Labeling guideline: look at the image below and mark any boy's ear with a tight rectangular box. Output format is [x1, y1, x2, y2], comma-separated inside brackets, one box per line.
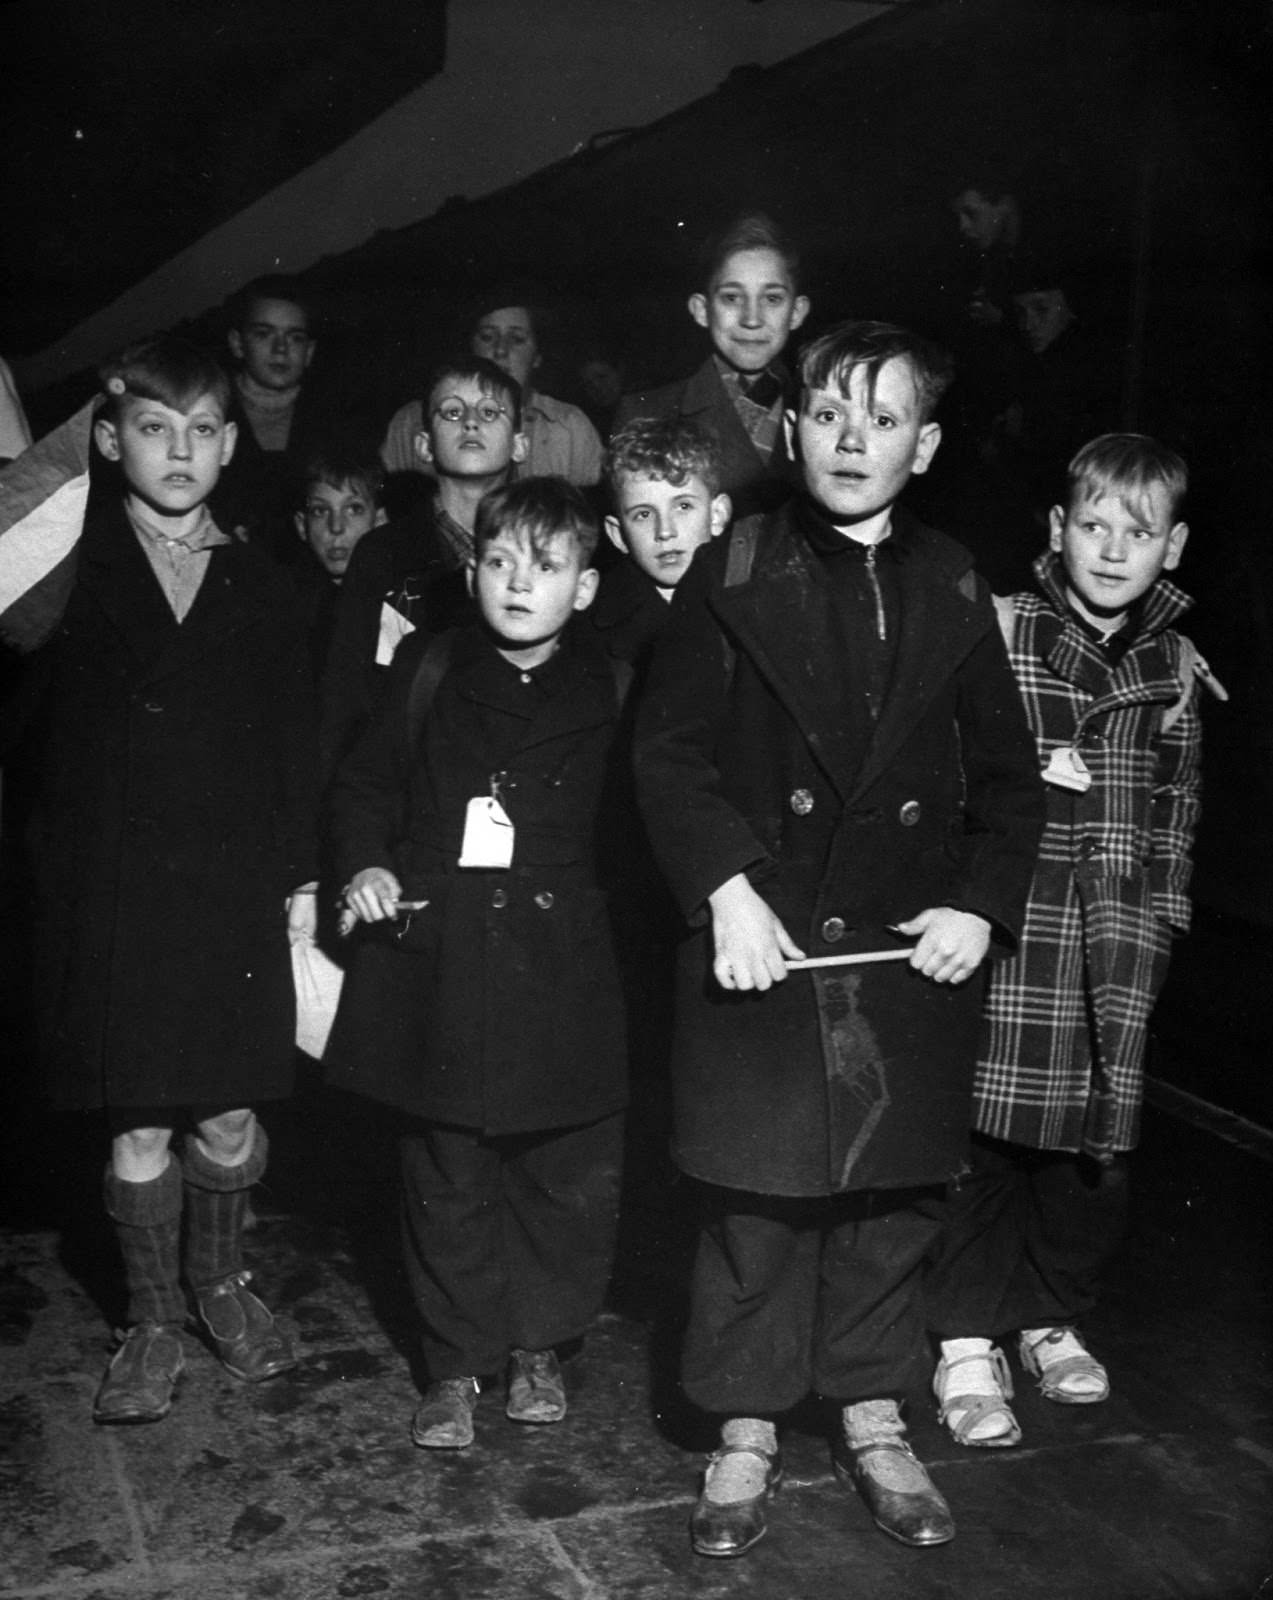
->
[227, 328, 244, 363]
[1048, 506, 1066, 550]
[790, 295, 811, 332]
[572, 566, 600, 612]
[510, 431, 530, 466]
[709, 493, 732, 537]
[910, 421, 941, 477]
[94, 417, 121, 462]
[219, 419, 237, 466]
[374, 506, 389, 527]
[1163, 521, 1189, 571]
[688, 292, 710, 330]
[604, 514, 627, 555]
[464, 561, 476, 596]
[294, 510, 307, 541]
[415, 430, 434, 469]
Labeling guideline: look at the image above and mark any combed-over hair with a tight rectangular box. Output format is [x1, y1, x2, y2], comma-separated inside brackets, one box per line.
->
[606, 416, 724, 496]
[1066, 433, 1189, 523]
[474, 477, 599, 565]
[798, 320, 954, 422]
[700, 212, 801, 292]
[300, 448, 385, 508]
[228, 274, 315, 333]
[98, 334, 231, 423]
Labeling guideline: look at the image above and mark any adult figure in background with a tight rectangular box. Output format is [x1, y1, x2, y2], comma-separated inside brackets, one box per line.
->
[380, 292, 603, 490]
[942, 174, 1026, 477]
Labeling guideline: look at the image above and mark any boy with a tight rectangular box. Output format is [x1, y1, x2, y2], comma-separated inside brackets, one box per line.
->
[320, 356, 526, 780]
[214, 275, 329, 560]
[295, 450, 385, 584]
[6, 335, 318, 1423]
[926, 434, 1213, 1449]
[380, 292, 603, 488]
[587, 415, 730, 669]
[324, 477, 627, 1450]
[613, 213, 809, 520]
[292, 449, 386, 679]
[634, 320, 1043, 1556]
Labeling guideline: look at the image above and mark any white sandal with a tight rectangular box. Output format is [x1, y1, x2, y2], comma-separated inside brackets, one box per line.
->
[1019, 1327, 1110, 1404]
[933, 1346, 1021, 1447]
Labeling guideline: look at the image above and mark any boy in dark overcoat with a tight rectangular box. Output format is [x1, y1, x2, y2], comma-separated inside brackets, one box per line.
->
[7, 336, 318, 1424]
[926, 434, 1214, 1449]
[325, 477, 627, 1450]
[634, 321, 1044, 1556]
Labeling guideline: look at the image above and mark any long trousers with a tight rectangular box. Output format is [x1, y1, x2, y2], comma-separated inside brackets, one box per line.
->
[399, 1113, 623, 1379]
[925, 1131, 1129, 1338]
[682, 1183, 945, 1416]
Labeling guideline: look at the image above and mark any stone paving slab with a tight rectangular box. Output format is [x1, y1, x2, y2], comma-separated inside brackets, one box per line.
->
[2, 1102, 1272, 1599]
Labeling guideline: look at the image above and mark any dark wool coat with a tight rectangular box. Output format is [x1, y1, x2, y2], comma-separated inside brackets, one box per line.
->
[974, 554, 1203, 1160]
[324, 625, 628, 1133]
[613, 358, 796, 520]
[17, 498, 318, 1112]
[634, 504, 1045, 1198]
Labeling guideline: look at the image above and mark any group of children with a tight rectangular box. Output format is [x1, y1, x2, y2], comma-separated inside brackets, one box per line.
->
[2, 210, 1213, 1561]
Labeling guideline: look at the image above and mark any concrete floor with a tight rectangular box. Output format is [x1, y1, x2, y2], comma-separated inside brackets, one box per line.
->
[2, 1067, 1271, 1600]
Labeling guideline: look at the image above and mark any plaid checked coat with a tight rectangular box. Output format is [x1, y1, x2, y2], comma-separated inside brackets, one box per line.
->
[974, 552, 1202, 1160]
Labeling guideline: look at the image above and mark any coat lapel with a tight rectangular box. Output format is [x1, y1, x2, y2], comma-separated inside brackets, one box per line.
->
[712, 511, 859, 800]
[77, 503, 272, 687]
[680, 360, 789, 484]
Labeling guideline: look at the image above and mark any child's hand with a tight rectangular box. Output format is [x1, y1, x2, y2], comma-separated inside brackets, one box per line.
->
[343, 867, 404, 926]
[894, 908, 991, 984]
[708, 873, 805, 992]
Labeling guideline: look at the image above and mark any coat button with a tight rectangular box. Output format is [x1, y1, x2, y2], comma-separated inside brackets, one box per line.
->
[789, 787, 815, 817]
[491, 888, 508, 908]
[534, 891, 554, 910]
[1080, 839, 1102, 858]
[143, 701, 163, 713]
[899, 800, 921, 826]
[821, 916, 846, 943]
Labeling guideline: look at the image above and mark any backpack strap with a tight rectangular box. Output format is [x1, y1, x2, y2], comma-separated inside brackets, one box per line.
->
[405, 629, 456, 749]
[724, 517, 760, 589]
[992, 593, 1016, 653]
[609, 655, 634, 710]
[1163, 633, 1229, 732]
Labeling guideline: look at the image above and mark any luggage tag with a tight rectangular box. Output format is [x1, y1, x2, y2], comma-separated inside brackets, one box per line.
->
[458, 773, 515, 868]
[376, 602, 415, 665]
[1042, 744, 1092, 793]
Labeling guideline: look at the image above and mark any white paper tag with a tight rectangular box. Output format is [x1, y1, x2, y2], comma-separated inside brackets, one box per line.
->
[458, 795, 515, 868]
[1043, 744, 1092, 793]
[375, 602, 416, 666]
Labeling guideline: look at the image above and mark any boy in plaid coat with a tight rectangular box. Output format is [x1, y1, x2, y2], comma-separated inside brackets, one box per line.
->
[926, 434, 1220, 1448]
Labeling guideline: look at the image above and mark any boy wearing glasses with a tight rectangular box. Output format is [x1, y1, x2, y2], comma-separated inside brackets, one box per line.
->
[321, 356, 527, 778]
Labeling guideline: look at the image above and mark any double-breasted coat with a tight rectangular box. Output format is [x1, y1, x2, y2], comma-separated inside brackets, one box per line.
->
[15, 497, 318, 1112]
[634, 502, 1045, 1198]
[974, 553, 1203, 1160]
[324, 625, 628, 1133]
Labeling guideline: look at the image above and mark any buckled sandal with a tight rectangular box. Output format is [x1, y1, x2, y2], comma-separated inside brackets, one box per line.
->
[934, 1345, 1021, 1448]
[689, 1442, 783, 1558]
[1019, 1326, 1110, 1404]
